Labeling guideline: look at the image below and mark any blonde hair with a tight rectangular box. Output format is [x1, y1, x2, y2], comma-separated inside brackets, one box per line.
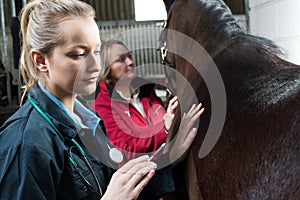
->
[19, 0, 95, 93]
[99, 39, 130, 85]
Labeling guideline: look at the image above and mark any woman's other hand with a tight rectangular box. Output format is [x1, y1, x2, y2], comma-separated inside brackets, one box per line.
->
[102, 155, 156, 200]
[163, 96, 179, 132]
[168, 103, 204, 165]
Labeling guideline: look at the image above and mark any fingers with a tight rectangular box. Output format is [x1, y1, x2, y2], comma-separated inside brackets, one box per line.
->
[167, 96, 178, 113]
[180, 103, 204, 130]
[117, 155, 150, 173]
[126, 160, 157, 186]
[185, 103, 203, 119]
[169, 96, 178, 105]
[104, 156, 157, 200]
[164, 96, 179, 131]
[168, 103, 204, 165]
[115, 155, 157, 187]
[132, 169, 155, 195]
[181, 104, 204, 127]
[171, 100, 179, 111]
[177, 103, 204, 146]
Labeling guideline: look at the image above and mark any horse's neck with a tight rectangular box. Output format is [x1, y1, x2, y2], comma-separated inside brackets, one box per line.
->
[174, 0, 239, 58]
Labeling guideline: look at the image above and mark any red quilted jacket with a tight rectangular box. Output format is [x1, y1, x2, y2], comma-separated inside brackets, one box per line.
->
[91, 80, 167, 161]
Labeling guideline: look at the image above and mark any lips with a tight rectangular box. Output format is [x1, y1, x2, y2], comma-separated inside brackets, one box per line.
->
[83, 76, 98, 83]
[126, 68, 135, 73]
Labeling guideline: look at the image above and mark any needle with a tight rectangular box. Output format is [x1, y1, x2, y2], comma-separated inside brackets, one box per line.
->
[148, 143, 166, 161]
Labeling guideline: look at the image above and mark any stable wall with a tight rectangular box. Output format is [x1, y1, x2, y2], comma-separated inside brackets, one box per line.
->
[248, 0, 300, 64]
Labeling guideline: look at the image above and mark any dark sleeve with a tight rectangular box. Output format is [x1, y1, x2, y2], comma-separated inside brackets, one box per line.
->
[0, 143, 62, 200]
[137, 153, 175, 200]
[138, 165, 175, 200]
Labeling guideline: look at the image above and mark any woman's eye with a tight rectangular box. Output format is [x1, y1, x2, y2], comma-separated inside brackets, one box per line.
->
[113, 55, 130, 63]
[119, 55, 128, 62]
[120, 57, 126, 62]
[114, 57, 123, 63]
[69, 53, 85, 60]
[94, 50, 101, 55]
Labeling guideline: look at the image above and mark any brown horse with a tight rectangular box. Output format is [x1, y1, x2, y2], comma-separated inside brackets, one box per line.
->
[160, 0, 300, 199]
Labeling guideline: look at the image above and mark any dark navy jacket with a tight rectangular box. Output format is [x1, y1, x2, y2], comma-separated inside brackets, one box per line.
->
[0, 83, 174, 199]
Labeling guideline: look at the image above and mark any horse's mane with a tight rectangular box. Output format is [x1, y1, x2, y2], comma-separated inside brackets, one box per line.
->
[189, 0, 300, 114]
[196, 0, 241, 38]
[181, 0, 285, 60]
[164, 0, 300, 123]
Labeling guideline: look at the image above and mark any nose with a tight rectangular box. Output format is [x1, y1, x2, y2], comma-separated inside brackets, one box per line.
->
[86, 52, 101, 72]
[125, 56, 134, 68]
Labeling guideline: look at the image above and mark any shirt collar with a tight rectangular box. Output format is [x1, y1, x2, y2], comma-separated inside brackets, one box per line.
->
[38, 81, 100, 135]
[115, 87, 140, 102]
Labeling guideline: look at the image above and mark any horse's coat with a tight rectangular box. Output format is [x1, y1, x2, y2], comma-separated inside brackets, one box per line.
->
[161, 0, 300, 199]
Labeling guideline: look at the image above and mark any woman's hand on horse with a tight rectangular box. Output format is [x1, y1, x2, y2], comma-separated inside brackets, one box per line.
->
[164, 96, 179, 132]
[102, 155, 156, 200]
[169, 103, 204, 166]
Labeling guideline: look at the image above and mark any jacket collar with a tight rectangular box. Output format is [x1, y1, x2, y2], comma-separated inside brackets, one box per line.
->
[29, 83, 82, 139]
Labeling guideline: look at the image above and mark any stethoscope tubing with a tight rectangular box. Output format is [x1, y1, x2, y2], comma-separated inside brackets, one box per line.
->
[28, 94, 103, 196]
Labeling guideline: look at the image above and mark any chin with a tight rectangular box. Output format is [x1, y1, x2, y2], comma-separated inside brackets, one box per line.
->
[75, 86, 96, 96]
[126, 73, 136, 80]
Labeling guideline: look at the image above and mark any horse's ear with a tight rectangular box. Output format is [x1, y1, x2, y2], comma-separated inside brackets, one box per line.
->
[163, 0, 175, 12]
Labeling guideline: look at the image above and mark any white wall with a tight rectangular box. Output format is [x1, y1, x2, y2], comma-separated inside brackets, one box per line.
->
[249, 0, 300, 64]
[134, 0, 167, 21]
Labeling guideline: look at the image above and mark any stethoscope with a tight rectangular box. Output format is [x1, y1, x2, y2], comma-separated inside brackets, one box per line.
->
[28, 94, 123, 197]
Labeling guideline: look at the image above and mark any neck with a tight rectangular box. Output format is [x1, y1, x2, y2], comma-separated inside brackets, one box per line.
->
[42, 82, 77, 115]
[57, 94, 83, 123]
[115, 83, 132, 99]
[113, 78, 133, 99]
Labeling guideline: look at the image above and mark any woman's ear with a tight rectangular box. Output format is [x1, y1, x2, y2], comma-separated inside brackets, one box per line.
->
[31, 50, 48, 72]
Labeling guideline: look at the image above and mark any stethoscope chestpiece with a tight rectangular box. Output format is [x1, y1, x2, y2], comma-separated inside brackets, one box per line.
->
[109, 147, 123, 164]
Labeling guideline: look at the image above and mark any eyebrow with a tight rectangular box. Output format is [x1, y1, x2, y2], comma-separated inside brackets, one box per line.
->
[117, 51, 132, 57]
[66, 43, 101, 50]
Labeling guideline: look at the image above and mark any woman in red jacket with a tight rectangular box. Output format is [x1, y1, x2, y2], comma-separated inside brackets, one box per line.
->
[91, 39, 179, 161]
